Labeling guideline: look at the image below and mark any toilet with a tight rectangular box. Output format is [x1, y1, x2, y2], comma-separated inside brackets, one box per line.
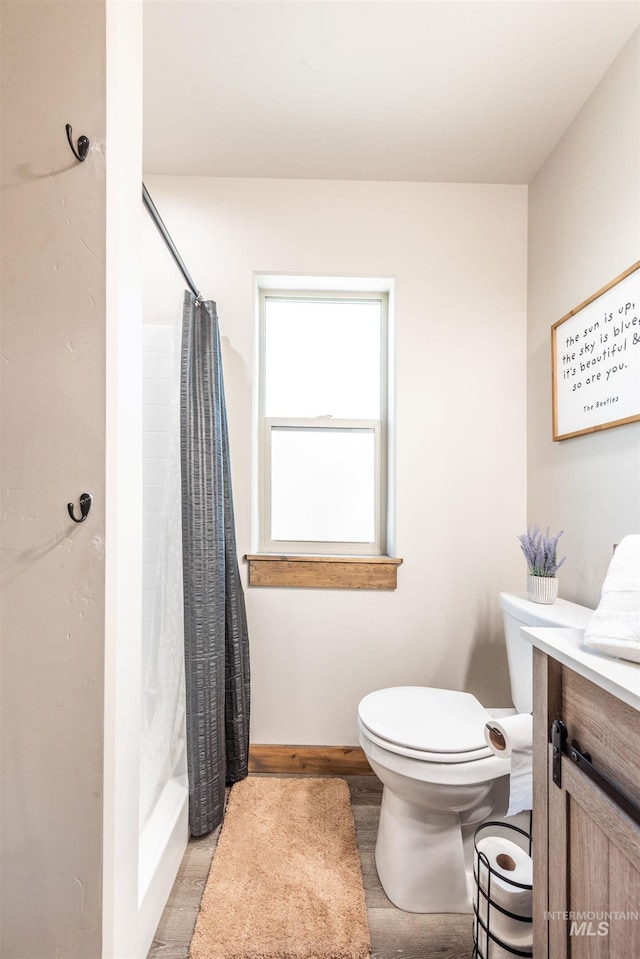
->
[357, 591, 593, 913]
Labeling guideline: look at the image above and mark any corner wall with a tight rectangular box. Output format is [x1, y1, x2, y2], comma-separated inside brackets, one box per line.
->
[0, 3, 107, 956]
[528, 29, 640, 608]
[143, 176, 528, 742]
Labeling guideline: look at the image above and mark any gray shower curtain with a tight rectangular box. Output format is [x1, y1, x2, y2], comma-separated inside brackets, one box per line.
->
[180, 292, 250, 836]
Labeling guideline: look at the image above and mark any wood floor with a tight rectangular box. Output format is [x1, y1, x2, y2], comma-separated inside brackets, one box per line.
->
[147, 774, 474, 959]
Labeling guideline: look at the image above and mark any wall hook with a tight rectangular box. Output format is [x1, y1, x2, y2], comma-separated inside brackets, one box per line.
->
[68, 492, 92, 524]
[66, 123, 90, 162]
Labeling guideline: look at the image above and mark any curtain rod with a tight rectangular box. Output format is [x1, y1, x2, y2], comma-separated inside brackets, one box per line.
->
[142, 182, 202, 300]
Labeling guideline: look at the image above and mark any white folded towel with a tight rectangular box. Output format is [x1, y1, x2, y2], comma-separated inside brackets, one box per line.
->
[582, 535, 640, 664]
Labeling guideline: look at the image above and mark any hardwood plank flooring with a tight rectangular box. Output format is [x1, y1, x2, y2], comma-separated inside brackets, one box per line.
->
[147, 774, 474, 959]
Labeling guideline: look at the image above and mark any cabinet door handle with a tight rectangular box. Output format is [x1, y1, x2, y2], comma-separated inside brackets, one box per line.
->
[551, 719, 640, 827]
[551, 719, 566, 788]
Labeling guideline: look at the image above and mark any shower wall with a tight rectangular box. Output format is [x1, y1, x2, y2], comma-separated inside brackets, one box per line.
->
[139, 324, 188, 948]
[141, 323, 185, 814]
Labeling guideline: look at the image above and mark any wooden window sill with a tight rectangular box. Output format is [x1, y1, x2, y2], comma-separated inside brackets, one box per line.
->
[244, 554, 403, 590]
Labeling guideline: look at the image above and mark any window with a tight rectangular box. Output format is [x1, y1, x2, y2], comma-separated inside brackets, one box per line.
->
[257, 288, 389, 558]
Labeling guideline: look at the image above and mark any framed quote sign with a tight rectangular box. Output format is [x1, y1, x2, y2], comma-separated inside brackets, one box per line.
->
[552, 261, 640, 441]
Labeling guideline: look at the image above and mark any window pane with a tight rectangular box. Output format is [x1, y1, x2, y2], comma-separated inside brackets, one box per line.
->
[265, 298, 381, 418]
[270, 427, 375, 543]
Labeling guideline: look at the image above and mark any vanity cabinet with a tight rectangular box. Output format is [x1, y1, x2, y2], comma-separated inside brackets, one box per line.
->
[531, 647, 640, 959]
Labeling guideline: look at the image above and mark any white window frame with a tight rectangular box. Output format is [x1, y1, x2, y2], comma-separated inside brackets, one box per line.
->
[258, 288, 389, 556]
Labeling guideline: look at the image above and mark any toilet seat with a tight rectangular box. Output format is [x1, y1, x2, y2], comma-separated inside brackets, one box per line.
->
[359, 723, 492, 763]
[358, 686, 494, 764]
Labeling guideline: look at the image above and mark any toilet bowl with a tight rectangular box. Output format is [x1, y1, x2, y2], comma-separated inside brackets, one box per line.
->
[358, 591, 594, 914]
[358, 686, 510, 912]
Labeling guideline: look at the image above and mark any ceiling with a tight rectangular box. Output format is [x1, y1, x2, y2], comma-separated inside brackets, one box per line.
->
[143, 1, 640, 184]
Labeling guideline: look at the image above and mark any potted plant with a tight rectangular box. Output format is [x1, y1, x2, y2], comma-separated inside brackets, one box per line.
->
[518, 525, 566, 604]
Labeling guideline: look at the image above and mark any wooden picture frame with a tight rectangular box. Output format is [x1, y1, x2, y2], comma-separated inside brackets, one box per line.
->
[551, 261, 640, 441]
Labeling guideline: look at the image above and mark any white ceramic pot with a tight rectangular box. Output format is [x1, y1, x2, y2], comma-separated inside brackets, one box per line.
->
[527, 574, 558, 604]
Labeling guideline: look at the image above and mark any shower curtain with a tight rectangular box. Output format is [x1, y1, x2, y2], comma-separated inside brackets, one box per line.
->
[180, 292, 250, 836]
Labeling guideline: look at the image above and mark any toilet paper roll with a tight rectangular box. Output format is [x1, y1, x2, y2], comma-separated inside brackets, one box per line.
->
[474, 836, 533, 958]
[474, 835, 533, 918]
[484, 714, 532, 759]
[485, 715, 532, 815]
[474, 916, 533, 959]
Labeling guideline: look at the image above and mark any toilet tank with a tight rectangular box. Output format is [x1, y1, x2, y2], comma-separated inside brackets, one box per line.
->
[499, 592, 594, 713]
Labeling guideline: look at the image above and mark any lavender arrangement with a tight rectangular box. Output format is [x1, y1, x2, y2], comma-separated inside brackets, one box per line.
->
[518, 525, 566, 578]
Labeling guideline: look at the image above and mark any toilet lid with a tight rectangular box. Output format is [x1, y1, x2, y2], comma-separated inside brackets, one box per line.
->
[358, 686, 492, 754]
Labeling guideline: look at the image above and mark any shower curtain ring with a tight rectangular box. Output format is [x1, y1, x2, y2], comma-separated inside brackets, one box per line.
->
[66, 124, 90, 162]
[67, 492, 92, 523]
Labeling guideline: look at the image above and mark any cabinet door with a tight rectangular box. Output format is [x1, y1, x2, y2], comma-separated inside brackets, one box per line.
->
[547, 747, 640, 958]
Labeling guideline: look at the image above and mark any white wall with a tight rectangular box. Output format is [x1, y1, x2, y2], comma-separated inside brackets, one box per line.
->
[0, 3, 107, 956]
[143, 176, 528, 743]
[528, 30, 640, 609]
[0, 2, 145, 956]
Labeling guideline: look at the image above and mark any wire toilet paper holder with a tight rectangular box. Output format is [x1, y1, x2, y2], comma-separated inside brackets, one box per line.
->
[472, 818, 533, 959]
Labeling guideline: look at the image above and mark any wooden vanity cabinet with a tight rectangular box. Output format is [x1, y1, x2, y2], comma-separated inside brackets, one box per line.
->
[532, 648, 640, 959]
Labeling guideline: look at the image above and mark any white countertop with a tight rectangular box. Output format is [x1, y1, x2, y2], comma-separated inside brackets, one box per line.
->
[521, 626, 640, 713]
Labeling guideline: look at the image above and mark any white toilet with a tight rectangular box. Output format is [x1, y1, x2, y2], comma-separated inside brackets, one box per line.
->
[357, 591, 593, 913]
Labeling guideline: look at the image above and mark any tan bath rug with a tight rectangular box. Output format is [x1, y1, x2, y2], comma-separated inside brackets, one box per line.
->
[190, 776, 370, 959]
